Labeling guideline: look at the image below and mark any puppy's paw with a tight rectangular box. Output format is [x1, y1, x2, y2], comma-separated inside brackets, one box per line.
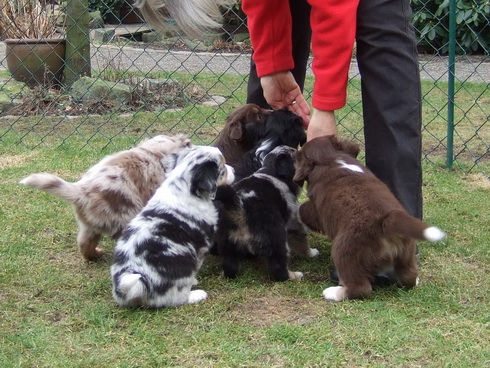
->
[94, 247, 105, 258]
[322, 286, 346, 302]
[416, 277, 420, 286]
[188, 290, 208, 304]
[307, 248, 320, 258]
[83, 247, 105, 261]
[288, 271, 304, 281]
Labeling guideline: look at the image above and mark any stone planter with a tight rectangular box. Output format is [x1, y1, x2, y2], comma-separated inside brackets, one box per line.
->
[5, 38, 66, 88]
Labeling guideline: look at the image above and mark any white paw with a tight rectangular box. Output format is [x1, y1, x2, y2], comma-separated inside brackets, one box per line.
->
[416, 277, 420, 286]
[322, 286, 345, 302]
[188, 289, 208, 304]
[308, 248, 320, 258]
[288, 271, 304, 281]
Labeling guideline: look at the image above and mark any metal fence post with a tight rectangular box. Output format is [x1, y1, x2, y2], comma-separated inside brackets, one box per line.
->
[446, 0, 456, 169]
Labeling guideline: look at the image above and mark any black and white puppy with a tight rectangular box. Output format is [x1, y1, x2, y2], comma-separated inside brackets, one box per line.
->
[216, 108, 313, 257]
[214, 146, 312, 282]
[231, 108, 307, 182]
[111, 146, 235, 308]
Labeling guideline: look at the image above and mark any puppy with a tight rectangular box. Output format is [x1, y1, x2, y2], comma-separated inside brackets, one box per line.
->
[216, 106, 306, 178]
[214, 146, 314, 282]
[20, 134, 192, 260]
[214, 103, 272, 166]
[294, 135, 446, 302]
[111, 146, 235, 308]
[215, 106, 312, 256]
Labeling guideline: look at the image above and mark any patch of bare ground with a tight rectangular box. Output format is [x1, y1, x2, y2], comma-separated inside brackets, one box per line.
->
[228, 294, 322, 328]
[463, 173, 490, 190]
[0, 152, 34, 169]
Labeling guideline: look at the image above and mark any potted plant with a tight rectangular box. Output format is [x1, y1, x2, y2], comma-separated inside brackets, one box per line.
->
[0, 0, 66, 88]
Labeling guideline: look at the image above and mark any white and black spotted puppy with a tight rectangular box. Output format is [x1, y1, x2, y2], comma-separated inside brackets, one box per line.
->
[111, 146, 235, 308]
[214, 146, 316, 282]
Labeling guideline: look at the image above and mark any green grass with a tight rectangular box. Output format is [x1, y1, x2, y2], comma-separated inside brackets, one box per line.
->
[1, 135, 489, 367]
[1, 73, 488, 174]
[1, 73, 488, 366]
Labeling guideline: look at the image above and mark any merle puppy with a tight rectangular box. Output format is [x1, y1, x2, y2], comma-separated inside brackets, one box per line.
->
[20, 134, 191, 261]
[214, 146, 316, 282]
[111, 146, 235, 308]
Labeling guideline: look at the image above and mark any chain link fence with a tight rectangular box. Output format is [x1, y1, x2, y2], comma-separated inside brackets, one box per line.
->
[0, 0, 488, 176]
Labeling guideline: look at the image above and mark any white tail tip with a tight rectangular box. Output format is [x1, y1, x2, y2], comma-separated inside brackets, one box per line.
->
[119, 273, 146, 302]
[424, 226, 446, 242]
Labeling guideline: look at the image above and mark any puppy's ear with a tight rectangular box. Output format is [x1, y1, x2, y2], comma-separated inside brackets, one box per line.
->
[229, 120, 244, 140]
[331, 136, 360, 158]
[293, 150, 313, 185]
[226, 104, 264, 140]
[291, 114, 307, 147]
[275, 154, 296, 181]
[190, 161, 219, 200]
[162, 146, 193, 171]
[162, 153, 179, 171]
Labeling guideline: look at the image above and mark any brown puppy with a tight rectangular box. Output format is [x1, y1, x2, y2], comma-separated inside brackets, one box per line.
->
[294, 135, 445, 302]
[214, 103, 271, 165]
[20, 134, 192, 261]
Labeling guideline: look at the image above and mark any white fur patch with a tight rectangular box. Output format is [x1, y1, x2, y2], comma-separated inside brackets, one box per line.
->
[187, 289, 208, 304]
[322, 286, 346, 302]
[336, 159, 364, 173]
[308, 248, 320, 258]
[119, 273, 146, 302]
[241, 190, 257, 199]
[424, 226, 446, 242]
[224, 164, 235, 185]
[288, 271, 304, 281]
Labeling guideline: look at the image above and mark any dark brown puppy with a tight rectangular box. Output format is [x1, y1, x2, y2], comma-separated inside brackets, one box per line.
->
[214, 103, 271, 165]
[294, 135, 445, 302]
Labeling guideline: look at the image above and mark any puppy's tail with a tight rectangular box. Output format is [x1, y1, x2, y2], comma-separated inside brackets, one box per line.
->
[382, 210, 446, 242]
[19, 173, 82, 203]
[115, 273, 148, 307]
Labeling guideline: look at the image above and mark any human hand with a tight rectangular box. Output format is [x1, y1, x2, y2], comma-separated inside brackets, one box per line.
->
[306, 109, 338, 141]
[260, 71, 311, 126]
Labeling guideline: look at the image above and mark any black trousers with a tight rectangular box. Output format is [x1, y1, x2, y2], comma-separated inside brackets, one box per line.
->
[246, 0, 423, 219]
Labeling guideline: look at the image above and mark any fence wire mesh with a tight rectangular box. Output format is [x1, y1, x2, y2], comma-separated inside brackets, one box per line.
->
[0, 0, 488, 176]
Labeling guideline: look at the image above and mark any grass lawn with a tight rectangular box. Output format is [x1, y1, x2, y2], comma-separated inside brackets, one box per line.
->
[0, 74, 489, 367]
[1, 132, 489, 367]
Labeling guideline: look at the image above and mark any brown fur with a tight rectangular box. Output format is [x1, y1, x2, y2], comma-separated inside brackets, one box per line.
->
[20, 134, 192, 261]
[214, 103, 271, 165]
[294, 135, 445, 301]
[215, 104, 314, 257]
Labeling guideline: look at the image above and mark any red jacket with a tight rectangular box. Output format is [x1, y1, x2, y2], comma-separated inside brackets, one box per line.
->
[242, 0, 358, 111]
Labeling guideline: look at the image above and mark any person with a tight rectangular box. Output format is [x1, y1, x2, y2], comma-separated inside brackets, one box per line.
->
[244, 0, 423, 221]
[244, 0, 423, 285]
[246, 0, 312, 113]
